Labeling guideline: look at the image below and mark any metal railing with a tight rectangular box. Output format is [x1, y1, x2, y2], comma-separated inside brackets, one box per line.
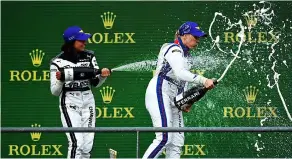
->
[2, 127, 292, 132]
[2, 127, 292, 158]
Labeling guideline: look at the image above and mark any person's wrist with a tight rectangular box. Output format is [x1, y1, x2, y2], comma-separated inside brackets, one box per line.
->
[56, 80, 64, 85]
[100, 75, 107, 79]
[198, 75, 208, 85]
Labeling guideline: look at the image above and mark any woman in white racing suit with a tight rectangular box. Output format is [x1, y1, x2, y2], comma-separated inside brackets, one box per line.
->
[142, 22, 215, 159]
[50, 26, 111, 159]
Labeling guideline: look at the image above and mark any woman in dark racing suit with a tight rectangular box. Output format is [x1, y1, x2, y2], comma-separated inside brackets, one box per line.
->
[50, 26, 110, 159]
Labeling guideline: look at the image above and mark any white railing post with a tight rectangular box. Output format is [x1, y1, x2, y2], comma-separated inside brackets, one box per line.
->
[136, 131, 140, 159]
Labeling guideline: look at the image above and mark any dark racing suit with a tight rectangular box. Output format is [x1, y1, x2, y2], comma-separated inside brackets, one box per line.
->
[50, 50, 106, 159]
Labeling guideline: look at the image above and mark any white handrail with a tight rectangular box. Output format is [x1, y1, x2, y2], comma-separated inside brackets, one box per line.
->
[2, 127, 292, 132]
[3, 127, 291, 158]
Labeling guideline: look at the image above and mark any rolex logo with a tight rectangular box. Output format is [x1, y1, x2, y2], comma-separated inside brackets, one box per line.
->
[244, 14, 257, 29]
[29, 49, 45, 67]
[101, 12, 116, 29]
[30, 123, 42, 141]
[195, 70, 205, 76]
[243, 86, 259, 104]
[100, 86, 115, 104]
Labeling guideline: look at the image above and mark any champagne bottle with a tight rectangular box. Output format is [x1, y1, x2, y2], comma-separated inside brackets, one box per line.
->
[59, 67, 104, 81]
[174, 79, 218, 110]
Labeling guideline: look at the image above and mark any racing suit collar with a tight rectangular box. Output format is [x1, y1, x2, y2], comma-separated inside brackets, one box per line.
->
[174, 37, 190, 56]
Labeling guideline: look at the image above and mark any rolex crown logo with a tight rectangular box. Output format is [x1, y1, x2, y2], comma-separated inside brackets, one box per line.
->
[109, 148, 117, 159]
[101, 12, 116, 29]
[100, 86, 115, 104]
[244, 14, 257, 29]
[195, 69, 205, 76]
[29, 49, 45, 67]
[30, 123, 42, 141]
[243, 86, 259, 104]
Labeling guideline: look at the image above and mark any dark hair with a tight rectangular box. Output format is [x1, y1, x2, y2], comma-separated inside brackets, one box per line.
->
[61, 40, 75, 53]
[61, 40, 78, 62]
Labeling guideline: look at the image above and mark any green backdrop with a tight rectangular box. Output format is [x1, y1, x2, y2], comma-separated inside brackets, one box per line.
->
[2, 1, 292, 158]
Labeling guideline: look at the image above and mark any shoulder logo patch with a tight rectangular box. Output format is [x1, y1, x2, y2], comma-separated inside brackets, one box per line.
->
[172, 49, 182, 53]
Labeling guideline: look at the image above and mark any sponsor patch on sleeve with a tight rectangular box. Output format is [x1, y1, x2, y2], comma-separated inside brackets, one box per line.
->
[172, 49, 182, 53]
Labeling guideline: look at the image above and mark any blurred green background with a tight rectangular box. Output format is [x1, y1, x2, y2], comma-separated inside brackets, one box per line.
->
[1, 1, 292, 158]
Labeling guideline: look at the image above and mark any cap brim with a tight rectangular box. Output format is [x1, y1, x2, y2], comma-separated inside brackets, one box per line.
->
[200, 33, 208, 37]
[191, 30, 208, 38]
[75, 33, 92, 41]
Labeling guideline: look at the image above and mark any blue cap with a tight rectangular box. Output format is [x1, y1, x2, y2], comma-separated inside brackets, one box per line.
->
[63, 26, 92, 42]
[178, 21, 207, 37]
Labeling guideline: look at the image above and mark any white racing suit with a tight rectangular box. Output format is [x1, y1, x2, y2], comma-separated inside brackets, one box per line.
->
[50, 50, 106, 159]
[142, 40, 207, 159]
